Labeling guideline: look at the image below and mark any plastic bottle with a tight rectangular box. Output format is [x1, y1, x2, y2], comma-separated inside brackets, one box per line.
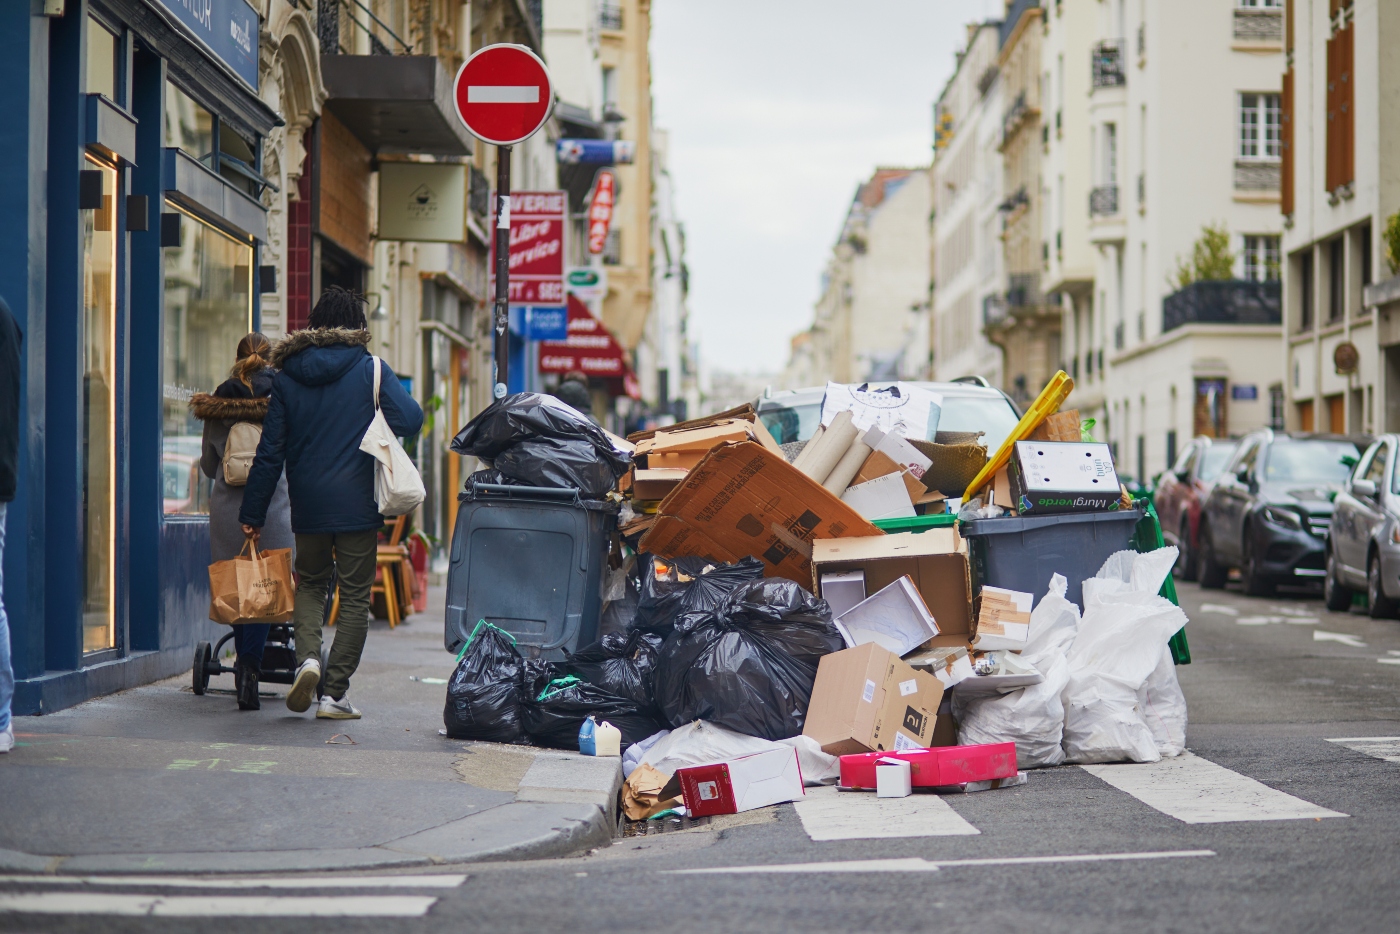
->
[594, 720, 622, 757]
[578, 716, 598, 755]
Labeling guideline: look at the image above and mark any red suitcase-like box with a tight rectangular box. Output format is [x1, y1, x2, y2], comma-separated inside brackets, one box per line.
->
[839, 742, 1018, 789]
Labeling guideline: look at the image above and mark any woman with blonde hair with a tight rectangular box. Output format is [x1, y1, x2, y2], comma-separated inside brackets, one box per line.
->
[190, 333, 294, 710]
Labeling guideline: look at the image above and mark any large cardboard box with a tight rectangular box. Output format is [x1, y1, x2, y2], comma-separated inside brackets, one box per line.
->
[640, 440, 881, 585]
[802, 643, 945, 756]
[668, 747, 805, 817]
[811, 529, 974, 645]
[1007, 440, 1120, 514]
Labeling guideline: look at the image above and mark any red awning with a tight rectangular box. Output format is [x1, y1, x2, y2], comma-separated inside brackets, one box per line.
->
[538, 295, 641, 399]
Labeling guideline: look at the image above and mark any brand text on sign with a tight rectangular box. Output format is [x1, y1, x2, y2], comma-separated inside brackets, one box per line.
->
[587, 171, 616, 255]
[489, 191, 567, 304]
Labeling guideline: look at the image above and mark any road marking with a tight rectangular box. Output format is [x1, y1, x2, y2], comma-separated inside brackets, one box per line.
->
[793, 785, 979, 841]
[1314, 630, 1367, 647]
[663, 850, 1216, 875]
[1326, 736, 1400, 763]
[0, 875, 466, 890]
[1080, 752, 1347, 824]
[466, 85, 539, 103]
[1378, 659, 1400, 665]
[1199, 604, 1239, 616]
[0, 893, 437, 917]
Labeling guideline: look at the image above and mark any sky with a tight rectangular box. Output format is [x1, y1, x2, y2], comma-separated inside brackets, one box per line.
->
[649, 0, 1003, 377]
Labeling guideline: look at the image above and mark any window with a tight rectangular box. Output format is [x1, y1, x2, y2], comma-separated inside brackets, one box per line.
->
[1103, 123, 1118, 185]
[1243, 235, 1281, 281]
[1239, 93, 1282, 160]
[86, 16, 119, 101]
[1237, 0, 1282, 7]
[1364, 443, 1389, 486]
[1269, 384, 1285, 429]
[165, 81, 214, 166]
[1329, 237, 1345, 322]
[1298, 250, 1314, 330]
[601, 67, 617, 108]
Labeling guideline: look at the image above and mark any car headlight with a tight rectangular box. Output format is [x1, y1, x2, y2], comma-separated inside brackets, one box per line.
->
[1262, 506, 1303, 530]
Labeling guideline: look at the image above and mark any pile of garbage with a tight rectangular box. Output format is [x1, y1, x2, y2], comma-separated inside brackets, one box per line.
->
[442, 374, 1192, 821]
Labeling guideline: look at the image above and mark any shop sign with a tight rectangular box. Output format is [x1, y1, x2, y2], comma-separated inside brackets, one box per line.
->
[1231, 384, 1258, 401]
[489, 190, 566, 304]
[155, 0, 260, 90]
[526, 306, 568, 341]
[377, 163, 466, 243]
[587, 171, 615, 255]
[539, 296, 639, 398]
[556, 139, 636, 165]
[566, 266, 607, 301]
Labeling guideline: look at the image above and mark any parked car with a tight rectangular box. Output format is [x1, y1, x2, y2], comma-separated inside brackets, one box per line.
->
[1197, 430, 1363, 595]
[1325, 434, 1400, 616]
[1155, 436, 1240, 581]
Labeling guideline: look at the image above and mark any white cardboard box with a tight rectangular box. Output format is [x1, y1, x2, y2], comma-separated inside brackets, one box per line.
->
[821, 570, 867, 620]
[876, 757, 913, 798]
[834, 575, 940, 657]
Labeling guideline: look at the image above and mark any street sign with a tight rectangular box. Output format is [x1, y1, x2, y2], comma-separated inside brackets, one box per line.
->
[489, 191, 566, 305]
[526, 306, 568, 341]
[587, 171, 616, 255]
[557, 139, 636, 165]
[452, 44, 554, 146]
[566, 266, 607, 301]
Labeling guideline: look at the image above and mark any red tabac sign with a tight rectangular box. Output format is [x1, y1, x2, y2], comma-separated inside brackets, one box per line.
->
[489, 190, 566, 304]
[539, 295, 640, 397]
[587, 171, 616, 255]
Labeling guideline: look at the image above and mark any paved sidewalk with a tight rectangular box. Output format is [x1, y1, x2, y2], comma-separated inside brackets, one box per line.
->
[0, 588, 619, 874]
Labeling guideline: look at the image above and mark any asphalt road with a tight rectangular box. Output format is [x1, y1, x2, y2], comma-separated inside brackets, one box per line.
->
[5, 577, 1400, 933]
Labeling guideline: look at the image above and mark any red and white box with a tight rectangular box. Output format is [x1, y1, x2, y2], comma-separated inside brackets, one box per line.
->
[838, 742, 1017, 790]
[672, 747, 806, 817]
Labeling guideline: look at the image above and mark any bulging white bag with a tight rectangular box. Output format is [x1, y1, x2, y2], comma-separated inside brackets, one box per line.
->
[1139, 646, 1188, 758]
[1061, 548, 1189, 764]
[954, 573, 1081, 768]
[359, 356, 426, 516]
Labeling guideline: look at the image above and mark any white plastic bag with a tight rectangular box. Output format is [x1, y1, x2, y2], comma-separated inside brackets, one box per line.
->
[359, 356, 426, 516]
[777, 734, 841, 786]
[1061, 548, 1189, 764]
[954, 573, 1081, 768]
[633, 720, 841, 787]
[622, 728, 670, 778]
[1138, 646, 1188, 758]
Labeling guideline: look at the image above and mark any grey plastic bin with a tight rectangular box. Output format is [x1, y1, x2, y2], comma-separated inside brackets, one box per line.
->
[960, 508, 1144, 609]
[444, 483, 617, 661]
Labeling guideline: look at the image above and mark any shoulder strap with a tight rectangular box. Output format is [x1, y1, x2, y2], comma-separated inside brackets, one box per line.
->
[371, 355, 382, 411]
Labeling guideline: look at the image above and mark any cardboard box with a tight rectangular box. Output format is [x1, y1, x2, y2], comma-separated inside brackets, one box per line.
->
[865, 427, 934, 482]
[812, 529, 974, 644]
[632, 468, 689, 501]
[627, 404, 785, 458]
[852, 449, 926, 502]
[636, 419, 756, 462]
[841, 473, 917, 521]
[640, 440, 881, 585]
[904, 645, 975, 688]
[1007, 441, 1121, 514]
[1028, 408, 1081, 443]
[802, 642, 945, 756]
[669, 747, 805, 817]
[837, 742, 1019, 790]
[973, 586, 1032, 651]
[876, 757, 912, 797]
[821, 570, 867, 620]
[834, 575, 939, 657]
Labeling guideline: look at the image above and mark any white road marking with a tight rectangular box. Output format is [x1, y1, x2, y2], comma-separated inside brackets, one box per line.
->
[1238, 616, 1289, 625]
[466, 85, 539, 103]
[1080, 752, 1347, 824]
[1199, 604, 1239, 616]
[663, 850, 1216, 875]
[793, 785, 979, 841]
[1326, 736, 1400, 763]
[1268, 605, 1318, 619]
[1378, 658, 1400, 665]
[0, 893, 437, 917]
[1314, 630, 1367, 647]
[0, 875, 465, 890]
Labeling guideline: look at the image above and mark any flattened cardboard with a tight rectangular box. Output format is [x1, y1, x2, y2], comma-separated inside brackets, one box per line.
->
[802, 642, 945, 756]
[640, 440, 881, 585]
[853, 449, 926, 502]
[841, 473, 917, 521]
[637, 420, 755, 457]
[632, 468, 689, 501]
[905, 645, 975, 688]
[626, 403, 785, 458]
[812, 530, 974, 639]
[973, 586, 1032, 651]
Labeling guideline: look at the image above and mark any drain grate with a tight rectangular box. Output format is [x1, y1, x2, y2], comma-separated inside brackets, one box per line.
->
[621, 813, 712, 836]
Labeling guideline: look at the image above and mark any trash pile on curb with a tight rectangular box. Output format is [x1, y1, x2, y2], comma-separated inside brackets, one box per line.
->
[442, 373, 1192, 822]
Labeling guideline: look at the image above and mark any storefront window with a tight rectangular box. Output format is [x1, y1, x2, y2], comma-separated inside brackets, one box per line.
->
[162, 207, 253, 515]
[81, 156, 118, 654]
[86, 17, 118, 101]
[164, 81, 214, 167]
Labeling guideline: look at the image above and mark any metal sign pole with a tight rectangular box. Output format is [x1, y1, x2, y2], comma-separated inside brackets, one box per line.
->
[493, 145, 513, 399]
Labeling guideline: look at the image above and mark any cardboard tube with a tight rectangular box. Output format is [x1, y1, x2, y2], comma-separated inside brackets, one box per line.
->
[798, 410, 858, 483]
[822, 434, 874, 494]
[790, 423, 826, 472]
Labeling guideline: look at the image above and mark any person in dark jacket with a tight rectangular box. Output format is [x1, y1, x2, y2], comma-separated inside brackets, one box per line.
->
[0, 295, 20, 753]
[189, 333, 295, 711]
[239, 287, 423, 719]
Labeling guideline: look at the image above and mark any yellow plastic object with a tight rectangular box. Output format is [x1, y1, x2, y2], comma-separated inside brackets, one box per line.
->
[962, 370, 1075, 500]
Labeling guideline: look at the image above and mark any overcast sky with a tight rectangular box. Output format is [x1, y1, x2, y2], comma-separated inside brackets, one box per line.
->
[649, 0, 1003, 378]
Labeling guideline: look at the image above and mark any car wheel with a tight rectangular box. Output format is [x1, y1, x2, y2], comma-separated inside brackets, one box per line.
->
[1368, 551, 1398, 619]
[1197, 523, 1228, 590]
[1241, 529, 1276, 598]
[1175, 517, 1198, 582]
[1323, 543, 1353, 611]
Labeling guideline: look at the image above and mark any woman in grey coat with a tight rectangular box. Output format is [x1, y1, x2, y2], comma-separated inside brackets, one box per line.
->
[190, 333, 294, 710]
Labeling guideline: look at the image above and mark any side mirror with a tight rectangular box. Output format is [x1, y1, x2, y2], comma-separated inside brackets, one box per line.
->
[1235, 465, 1251, 484]
[1352, 478, 1378, 499]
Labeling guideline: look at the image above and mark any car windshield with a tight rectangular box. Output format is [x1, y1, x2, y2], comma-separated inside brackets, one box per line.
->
[1198, 443, 1239, 481]
[1262, 441, 1359, 483]
[759, 393, 1021, 451]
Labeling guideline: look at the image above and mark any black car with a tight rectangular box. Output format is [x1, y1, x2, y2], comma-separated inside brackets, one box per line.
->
[1197, 430, 1363, 595]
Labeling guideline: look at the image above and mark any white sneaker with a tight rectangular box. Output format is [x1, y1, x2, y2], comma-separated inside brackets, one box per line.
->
[0, 727, 12, 753]
[316, 694, 361, 720]
[286, 659, 322, 713]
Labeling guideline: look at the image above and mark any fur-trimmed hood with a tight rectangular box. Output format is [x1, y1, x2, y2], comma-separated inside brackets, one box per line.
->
[270, 328, 371, 369]
[190, 393, 270, 423]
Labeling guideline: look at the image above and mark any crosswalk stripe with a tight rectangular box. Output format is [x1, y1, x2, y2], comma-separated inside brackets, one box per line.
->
[794, 785, 979, 841]
[663, 849, 1216, 875]
[1080, 752, 1347, 824]
[1326, 736, 1400, 763]
[0, 893, 438, 917]
[0, 874, 466, 890]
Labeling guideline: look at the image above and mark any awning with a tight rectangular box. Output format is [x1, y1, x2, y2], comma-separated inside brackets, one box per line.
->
[539, 295, 641, 399]
[320, 55, 474, 156]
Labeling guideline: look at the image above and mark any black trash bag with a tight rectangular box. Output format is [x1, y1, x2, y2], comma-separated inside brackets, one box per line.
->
[443, 621, 532, 744]
[654, 578, 843, 740]
[464, 467, 523, 489]
[493, 436, 624, 499]
[598, 558, 642, 638]
[522, 673, 667, 752]
[564, 630, 664, 710]
[630, 555, 765, 634]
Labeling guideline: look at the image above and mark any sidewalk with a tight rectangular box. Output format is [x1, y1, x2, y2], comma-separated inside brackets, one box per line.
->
[0, 587, 620, 874]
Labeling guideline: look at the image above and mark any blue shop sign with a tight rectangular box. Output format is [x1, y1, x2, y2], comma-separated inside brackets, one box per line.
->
[556, 139, 637, 166]
[526, 306, 568, 341]
[154, 0, 260, 90]
[1231, 384, 1258, 401]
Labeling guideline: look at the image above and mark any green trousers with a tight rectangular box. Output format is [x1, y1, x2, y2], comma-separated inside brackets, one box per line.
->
[292, 530, 378, 700]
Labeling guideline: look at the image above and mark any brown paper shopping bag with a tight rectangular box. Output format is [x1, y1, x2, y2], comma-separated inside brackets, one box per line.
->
[208, 541, 296, 625]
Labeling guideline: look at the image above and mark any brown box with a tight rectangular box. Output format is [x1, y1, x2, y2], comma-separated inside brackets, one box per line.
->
[1028, 408, 1081, 443]
[639, 440, 880, 585]
[632, 468, 689, 501]
[802, 642, 945, 756]
[852, 449, 925, 502]
[627, 404, 786, 458]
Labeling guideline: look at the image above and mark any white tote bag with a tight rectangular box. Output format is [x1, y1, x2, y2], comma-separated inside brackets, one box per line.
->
[359, 356, 426, 516]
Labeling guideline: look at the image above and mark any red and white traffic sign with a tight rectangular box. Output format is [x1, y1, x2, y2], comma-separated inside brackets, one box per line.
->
[452, 44, 554, 146]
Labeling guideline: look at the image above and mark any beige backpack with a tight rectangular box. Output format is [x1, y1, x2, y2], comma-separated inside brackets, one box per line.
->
[222, 421, 263, 486]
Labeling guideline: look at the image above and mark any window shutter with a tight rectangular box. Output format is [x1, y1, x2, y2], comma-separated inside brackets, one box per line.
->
[1340, 22, 1354, 189]
[1325, 30, 1340, 191]
[1282, 68, 1294, 215]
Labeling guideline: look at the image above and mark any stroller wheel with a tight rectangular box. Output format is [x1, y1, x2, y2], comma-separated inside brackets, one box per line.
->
[192, 642, 212, 696]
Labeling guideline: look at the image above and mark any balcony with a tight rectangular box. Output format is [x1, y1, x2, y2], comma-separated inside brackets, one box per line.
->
[599, 2, 623, 30]
[1001, 91, 1034, 146]
[1234, 160, 1281, 192]
[1089, 185, 1119, 217]
[1234, 9, 1282, 42]
[1092, 40, 1126, 88]
[1162, 280, 1282, 334]
[1007, 272, 1041, 309]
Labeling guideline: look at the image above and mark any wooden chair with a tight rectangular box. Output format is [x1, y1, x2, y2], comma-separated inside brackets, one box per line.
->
[372, 515, 414, 628]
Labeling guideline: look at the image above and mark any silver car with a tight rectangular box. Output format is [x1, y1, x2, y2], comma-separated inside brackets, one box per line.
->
[1326, 433, 1400, 616]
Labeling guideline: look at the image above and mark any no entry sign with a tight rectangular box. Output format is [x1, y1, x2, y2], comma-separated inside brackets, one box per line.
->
[453, 44, 554, 146]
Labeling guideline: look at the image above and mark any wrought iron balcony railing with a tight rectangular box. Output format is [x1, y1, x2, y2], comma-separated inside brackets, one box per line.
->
[1092, 40, 1126, 88]
[1089, 185, 1119, 217]
[1162, 280, 1282, 333]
